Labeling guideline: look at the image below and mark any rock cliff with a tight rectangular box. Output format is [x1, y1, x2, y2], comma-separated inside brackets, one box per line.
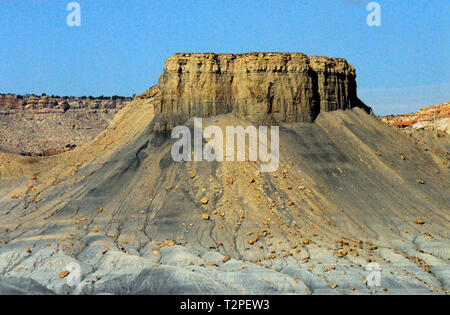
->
[0, 94, 129, 111]
[152, 52, 370, 131]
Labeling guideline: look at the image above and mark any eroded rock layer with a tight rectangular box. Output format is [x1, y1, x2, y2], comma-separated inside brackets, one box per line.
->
[154, 52, 370, 130]
[0, 52, 448, 295]
[0, 94, 131, 155]
[381, 102, 450, 134]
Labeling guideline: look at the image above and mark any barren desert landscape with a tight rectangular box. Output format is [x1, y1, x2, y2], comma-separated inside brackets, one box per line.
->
[0, 53, 448, 295]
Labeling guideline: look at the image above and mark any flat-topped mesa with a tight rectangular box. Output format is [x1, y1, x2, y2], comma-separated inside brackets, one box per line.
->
[152, 52, 370, 131]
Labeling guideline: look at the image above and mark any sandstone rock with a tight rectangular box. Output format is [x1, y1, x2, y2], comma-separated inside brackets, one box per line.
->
[0, 94, 130, 112]
[416, 219, 425, 225]
[59, 271, 70, 279]
[151, 52, 371, 132]
[42, 148, 72, 157]
[380, 102, 449, 134]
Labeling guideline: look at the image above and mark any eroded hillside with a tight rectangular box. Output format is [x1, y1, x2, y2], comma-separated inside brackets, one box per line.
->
[0, 53, 448, 295]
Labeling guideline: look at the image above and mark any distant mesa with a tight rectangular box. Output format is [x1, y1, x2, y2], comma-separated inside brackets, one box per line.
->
[0, 94, 132, 156]
[0, 94, 131, 112]
[380, 102, 450, 134]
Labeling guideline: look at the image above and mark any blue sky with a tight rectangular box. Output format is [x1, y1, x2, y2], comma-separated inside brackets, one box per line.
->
[0, 0, 448, 115]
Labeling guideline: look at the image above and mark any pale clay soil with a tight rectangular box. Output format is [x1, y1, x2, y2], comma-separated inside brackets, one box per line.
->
[0, 97, 448, 295]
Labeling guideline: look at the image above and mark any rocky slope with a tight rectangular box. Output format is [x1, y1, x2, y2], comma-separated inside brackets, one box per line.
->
[0, 53, 448, 295]
[0, 94, 131, 156]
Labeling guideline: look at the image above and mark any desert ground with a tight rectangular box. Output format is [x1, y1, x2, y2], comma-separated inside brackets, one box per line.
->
[0, 53, 448, 295]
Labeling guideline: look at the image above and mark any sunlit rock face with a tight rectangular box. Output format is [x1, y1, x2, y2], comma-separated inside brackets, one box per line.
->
[153, 52, 370, 130]
[380, 102, 450, 134]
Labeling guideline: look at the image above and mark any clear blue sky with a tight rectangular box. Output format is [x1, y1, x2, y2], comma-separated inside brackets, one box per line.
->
[0, 0, 448, 115]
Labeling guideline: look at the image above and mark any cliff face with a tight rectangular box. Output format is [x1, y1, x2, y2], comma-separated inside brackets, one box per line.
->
[0, 94, 131, 155]
[154, 52, 370, 130]
[0, 94, 129, 112]
[380, 102, 450, 134]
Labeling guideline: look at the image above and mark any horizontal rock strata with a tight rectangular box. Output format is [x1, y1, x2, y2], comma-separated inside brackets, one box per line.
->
[152, 52, 371, 131]
[380, 102, 449, 134]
